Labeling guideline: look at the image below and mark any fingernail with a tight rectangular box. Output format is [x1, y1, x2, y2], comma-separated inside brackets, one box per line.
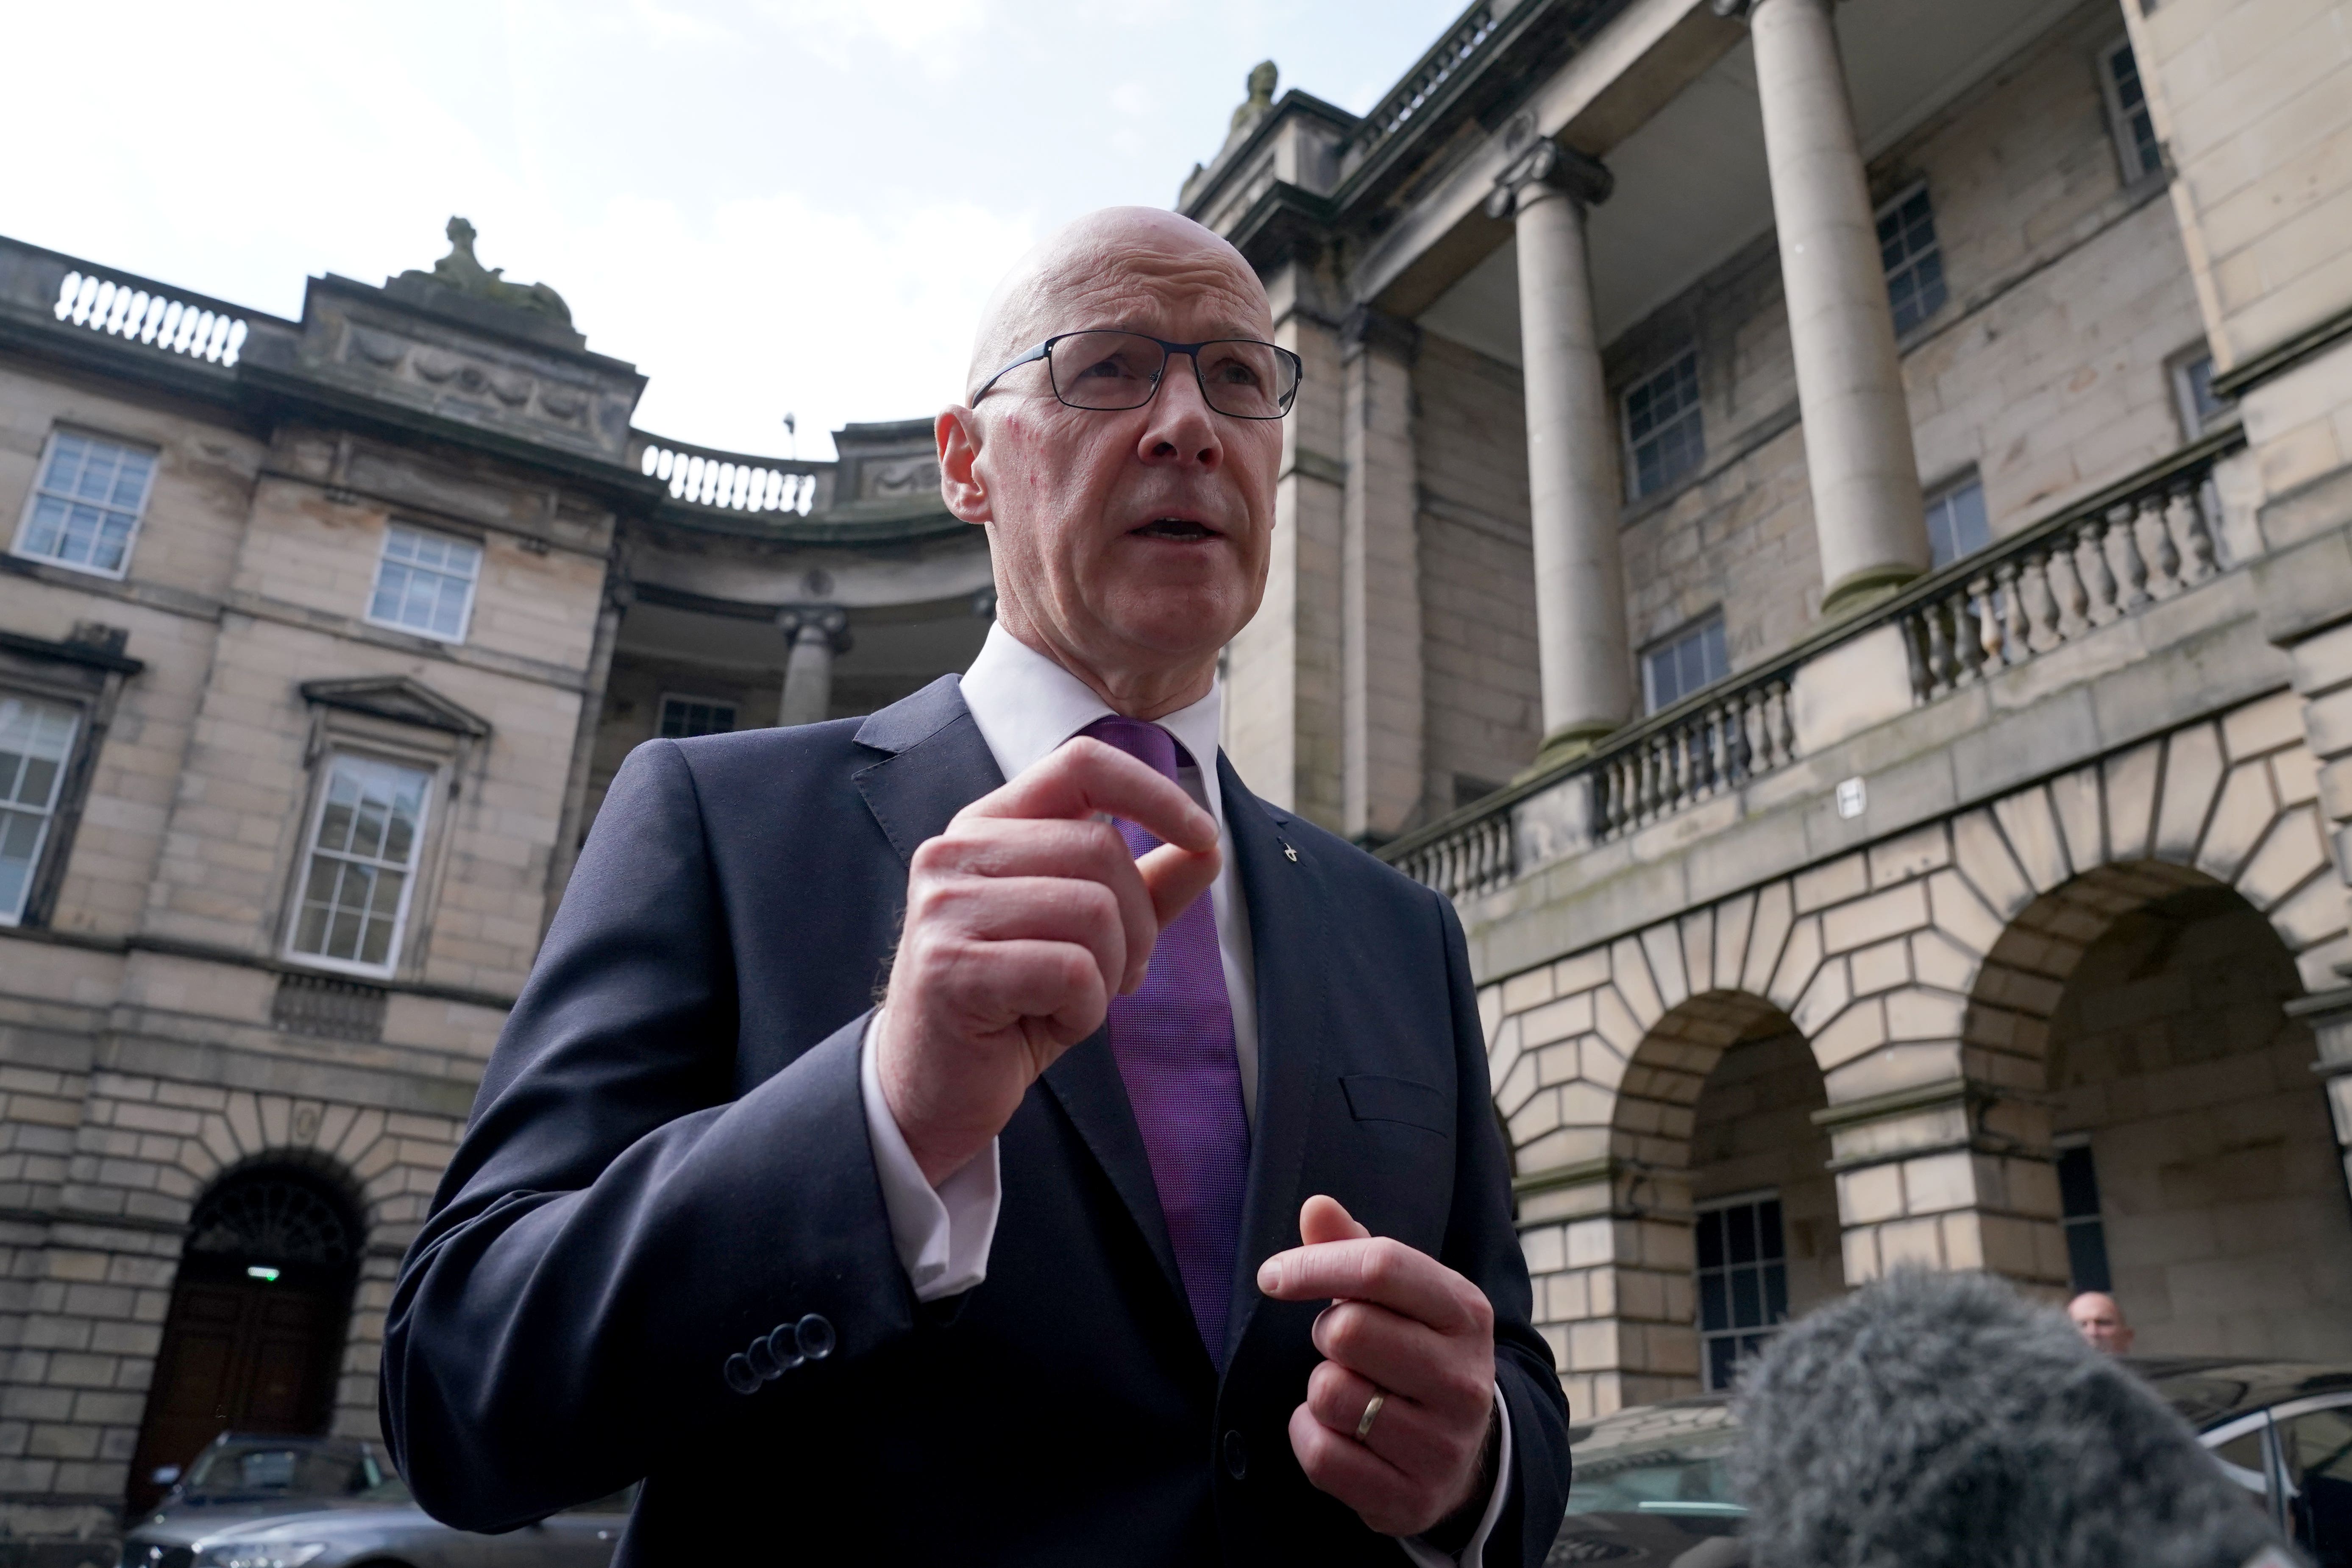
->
[1258, 1258, 1280, 1292]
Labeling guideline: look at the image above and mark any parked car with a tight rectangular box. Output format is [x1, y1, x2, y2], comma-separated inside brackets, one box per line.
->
[121, 1433, 633, 1568]
[1549, 1357, 2352, 1566]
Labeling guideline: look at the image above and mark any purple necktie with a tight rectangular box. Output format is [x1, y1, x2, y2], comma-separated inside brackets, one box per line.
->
[1080, 716, 1250, 1367]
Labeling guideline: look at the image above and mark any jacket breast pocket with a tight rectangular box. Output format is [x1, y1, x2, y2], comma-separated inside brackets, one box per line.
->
[1339, 1073, 1451, 1138]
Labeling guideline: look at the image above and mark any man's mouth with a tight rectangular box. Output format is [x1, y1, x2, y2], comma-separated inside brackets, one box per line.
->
[1132, 516, 1220, 541]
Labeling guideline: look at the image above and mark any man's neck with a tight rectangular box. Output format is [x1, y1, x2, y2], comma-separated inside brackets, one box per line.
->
[996, 616, 1215, 722]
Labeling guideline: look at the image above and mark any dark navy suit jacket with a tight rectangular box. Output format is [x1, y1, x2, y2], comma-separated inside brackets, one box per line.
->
[381, 676, 1570, 1566]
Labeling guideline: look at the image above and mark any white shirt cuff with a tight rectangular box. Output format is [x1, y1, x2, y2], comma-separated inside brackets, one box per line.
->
[858, 1010, 1001, 1301]
[1397, 1384, 1514, 1568]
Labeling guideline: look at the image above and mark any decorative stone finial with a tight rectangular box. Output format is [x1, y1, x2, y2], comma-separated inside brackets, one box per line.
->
[398, 216, 573, 326]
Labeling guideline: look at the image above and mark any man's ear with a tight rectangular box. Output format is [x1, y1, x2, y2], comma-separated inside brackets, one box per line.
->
[936, 407, 991, 526]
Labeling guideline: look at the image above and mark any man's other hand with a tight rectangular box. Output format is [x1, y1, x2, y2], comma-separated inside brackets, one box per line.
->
[877, 736, 1219, 1186]
[1258, 1195, 1499, 1540]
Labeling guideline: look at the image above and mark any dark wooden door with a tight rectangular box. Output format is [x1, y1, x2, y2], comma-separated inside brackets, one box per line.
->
[126, 1259, 348, 1515]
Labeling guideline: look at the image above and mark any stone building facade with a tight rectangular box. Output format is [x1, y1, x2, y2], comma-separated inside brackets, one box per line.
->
[0, 224, 987, 1556]
[1183, 0, 2352, 1420]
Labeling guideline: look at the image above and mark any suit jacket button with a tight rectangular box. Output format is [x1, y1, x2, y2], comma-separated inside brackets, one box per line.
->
[722, 1354, 760, 1395]
[1222, 1429, 1247, 1481]
[795, 1313, 835, 1361]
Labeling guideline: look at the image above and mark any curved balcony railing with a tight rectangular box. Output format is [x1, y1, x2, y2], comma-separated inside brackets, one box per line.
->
[1383, 427, 2247, 903]
[627, 431, 829, 516]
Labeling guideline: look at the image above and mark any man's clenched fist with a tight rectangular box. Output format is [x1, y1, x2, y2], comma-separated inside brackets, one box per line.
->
[875, 736, 1220, 1185]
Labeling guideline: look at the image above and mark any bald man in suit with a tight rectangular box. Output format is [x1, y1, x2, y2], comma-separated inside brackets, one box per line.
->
[383, 207, 1572, 1566]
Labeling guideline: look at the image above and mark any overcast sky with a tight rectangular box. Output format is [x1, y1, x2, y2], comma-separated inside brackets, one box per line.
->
[4, 0, 1463, 459]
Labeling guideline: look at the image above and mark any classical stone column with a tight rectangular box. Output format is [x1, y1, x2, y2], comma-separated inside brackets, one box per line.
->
[1340, 306, 1425, 841]
[1727, 0, 1930, 617]
[776, 607, 849, 727]
[1486, 135, 1635, 761]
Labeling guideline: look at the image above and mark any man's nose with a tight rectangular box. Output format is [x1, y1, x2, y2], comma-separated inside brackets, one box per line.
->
[1137, 355, 1224, 468]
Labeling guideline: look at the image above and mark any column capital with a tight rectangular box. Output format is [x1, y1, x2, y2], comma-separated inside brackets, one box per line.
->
[1484, 135, 1612, 221]
[776, 604, 851, 653]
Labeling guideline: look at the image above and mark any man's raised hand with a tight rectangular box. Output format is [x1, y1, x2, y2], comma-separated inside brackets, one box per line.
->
[875, 736, 1219, 1186]
[1258, 1195, 1500, 1540]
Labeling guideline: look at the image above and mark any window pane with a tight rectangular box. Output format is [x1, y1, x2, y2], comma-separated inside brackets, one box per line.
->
[288, 755, 432, 969]
[1730, 1267, 1762, 1328]
[2057, 1145, 2101, 1218]
[1696, 1208, 1724, 1270]
[1763, 1262, 1788, 1323]
[1699, 1271, 1728, 1333]
[0, 696, 79, 924]
[2208, 1429, 2269, 1506]
[368, 526, 480, 641]
[2065, 1221, 2113, 1294]
[1878, 186, 1948, 336]
[18, 432, 155, 576]
[1707, 1337, 1737, 1392]
[1624, 351, 1704, 499]
[2281, 1407, 2352, 1559]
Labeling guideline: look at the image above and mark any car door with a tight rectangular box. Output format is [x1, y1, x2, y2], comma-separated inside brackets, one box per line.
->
[2274, 1396, 2352, 1568]
[2202, 1409, 2282, 1531]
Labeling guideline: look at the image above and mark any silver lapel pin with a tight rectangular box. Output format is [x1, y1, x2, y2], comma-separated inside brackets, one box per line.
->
[1281, 841, 1298, 862]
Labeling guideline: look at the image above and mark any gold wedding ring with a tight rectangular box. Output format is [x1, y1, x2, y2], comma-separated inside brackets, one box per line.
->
[1354, 1392, 1386, 1443]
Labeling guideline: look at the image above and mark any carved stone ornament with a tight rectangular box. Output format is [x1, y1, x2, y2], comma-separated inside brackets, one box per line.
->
[776, 605, 852, 653]
[1484, 128, 1614, 221]
[396, 216, 573, 326]
[859, 455, 941, 500]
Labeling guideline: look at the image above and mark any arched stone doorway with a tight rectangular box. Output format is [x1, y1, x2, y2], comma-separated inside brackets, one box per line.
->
[127, 1159, 363, 1515]
[1972, 862, 2352, 1358]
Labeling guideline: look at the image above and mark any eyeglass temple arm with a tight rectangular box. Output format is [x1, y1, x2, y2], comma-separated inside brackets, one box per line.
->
[970, 342, 1052, 405]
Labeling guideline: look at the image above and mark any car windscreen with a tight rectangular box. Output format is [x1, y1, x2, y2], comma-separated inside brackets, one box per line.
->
[1563, 1407, 1744, 1520]
[181, 1442, 373, 1502]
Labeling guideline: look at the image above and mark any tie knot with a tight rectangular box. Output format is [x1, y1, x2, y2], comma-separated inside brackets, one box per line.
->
[1079, 716, 1186, 782]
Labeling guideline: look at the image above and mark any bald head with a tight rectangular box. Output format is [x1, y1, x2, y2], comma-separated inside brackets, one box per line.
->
[935, 205, 1286, 719]
[965, 207, 1271, 402]
[2068, 1292, 2134, 1354]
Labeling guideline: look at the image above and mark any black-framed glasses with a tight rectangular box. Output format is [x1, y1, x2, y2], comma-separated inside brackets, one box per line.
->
[971, 330, 1303, 420]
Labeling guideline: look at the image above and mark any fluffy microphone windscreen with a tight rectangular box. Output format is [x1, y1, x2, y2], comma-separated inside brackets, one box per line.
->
[1729, 1267, 2288, 1568]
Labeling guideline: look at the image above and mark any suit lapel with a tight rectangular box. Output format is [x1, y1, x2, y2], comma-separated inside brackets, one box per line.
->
[852, 676, 1004, 863]
[1217, 757, 1329, 1362]
[857, 677, 1191, 1326]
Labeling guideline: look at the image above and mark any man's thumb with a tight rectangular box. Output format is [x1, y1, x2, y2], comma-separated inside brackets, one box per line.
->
[1299, 1193, 1370, 1246]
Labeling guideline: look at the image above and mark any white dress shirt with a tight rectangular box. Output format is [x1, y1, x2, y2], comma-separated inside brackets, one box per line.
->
[857, 624, 1510, 1566]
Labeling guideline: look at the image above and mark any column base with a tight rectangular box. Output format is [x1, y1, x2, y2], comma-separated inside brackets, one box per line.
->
[1518, 720, 1623, 780]
[1820, 563, 1925, 621]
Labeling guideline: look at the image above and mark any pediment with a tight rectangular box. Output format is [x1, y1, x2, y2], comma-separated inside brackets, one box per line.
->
[300, 675, 490, 738]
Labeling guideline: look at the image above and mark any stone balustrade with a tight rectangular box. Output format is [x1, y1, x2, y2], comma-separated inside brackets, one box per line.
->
[1385, 430, 2248, 903]
[53, 268, 249, 365]
[627, 431, 828, 516]
[1898, 438, 2229, 702]
[1349, 3, 1499, 163]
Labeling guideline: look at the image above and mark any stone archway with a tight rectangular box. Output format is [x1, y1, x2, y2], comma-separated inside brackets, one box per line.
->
[127, 1156, 366, 1515]
[1479, 691, 2351, 1414]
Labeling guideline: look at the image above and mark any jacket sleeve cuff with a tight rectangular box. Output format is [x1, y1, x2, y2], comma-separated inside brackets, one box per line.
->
[1395, 1384, 1514, 1568]
[859, 1009, 1002, 1301]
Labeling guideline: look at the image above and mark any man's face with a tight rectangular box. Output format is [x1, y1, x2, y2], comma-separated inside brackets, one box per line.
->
[2067, 1293, 2134, 1354]
[954, 237, 1282, 682]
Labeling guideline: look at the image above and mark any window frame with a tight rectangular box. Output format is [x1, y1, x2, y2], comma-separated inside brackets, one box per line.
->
[364, 522, 484, 646]
[2098, 36, 2166, 186]
[0, 629, 140, 930]
[1874, 181, 1951, 339]
[2167, 345, 2235, 441]
[0, 694, 82, 927]
[1923, 470, 1991, 571]
[1620, 347, 1706, 503]
[1641, 610, 1729, 715]
[281, 749, 437, 980]
[10, 427, 161, 582]
[657, 692, 739, 741]
[2054, 1134, 2113, 1294]
[1694, 1188, 1790, 1393]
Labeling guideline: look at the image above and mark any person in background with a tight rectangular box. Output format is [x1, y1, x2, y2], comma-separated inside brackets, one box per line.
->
[2067, 1291, 2136, 1354]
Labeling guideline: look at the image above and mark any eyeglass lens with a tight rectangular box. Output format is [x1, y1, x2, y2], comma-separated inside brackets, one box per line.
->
[1047, 331, 1296, 418]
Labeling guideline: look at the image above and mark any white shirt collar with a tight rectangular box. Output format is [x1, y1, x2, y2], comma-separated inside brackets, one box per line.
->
[958, 623, 1225, 826]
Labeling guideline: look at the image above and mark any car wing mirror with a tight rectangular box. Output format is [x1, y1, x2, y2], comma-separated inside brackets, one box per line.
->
[150, 1466, 181, 1487]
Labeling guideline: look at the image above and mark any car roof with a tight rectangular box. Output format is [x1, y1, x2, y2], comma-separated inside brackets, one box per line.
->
[1564, 1357, 2352, 1452]
[2124, 1358, 2352, 1427]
